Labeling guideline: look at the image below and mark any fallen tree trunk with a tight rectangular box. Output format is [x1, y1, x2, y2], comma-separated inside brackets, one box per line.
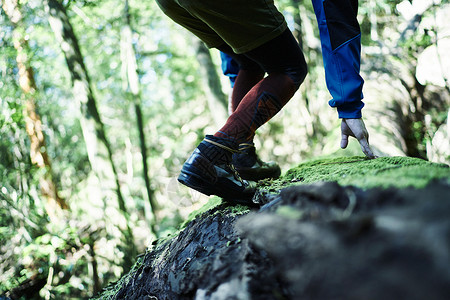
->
[95, 157, 450, 300]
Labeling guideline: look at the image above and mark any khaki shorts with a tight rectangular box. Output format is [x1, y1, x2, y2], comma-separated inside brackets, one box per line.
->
[156, 0, 287, 54]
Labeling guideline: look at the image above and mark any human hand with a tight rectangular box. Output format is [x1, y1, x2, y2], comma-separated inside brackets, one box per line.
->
[340, 118, 376, 159]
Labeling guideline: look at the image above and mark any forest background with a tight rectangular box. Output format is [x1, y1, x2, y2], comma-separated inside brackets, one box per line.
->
[1, 0, 449, 298]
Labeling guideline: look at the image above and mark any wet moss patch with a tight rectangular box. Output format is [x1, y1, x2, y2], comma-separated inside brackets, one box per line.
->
[259, 156, 450, 193]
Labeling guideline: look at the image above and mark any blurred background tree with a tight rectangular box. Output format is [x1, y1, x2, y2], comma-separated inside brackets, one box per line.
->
[1, 0, 448, 298]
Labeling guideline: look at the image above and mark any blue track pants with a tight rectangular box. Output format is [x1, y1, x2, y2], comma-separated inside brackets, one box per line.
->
[312, 0, 364, 118]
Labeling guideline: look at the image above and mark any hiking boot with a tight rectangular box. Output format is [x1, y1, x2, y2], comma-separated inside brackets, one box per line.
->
[178, 136, 257, 205]
[232, 143, 281, 181]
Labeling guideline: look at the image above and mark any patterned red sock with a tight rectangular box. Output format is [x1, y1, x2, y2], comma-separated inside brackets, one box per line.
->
[215, 73, 297, 143]
[230, 69, 264, 112]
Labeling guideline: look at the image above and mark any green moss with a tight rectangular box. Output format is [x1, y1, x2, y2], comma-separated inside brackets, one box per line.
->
[276, 206, 304, 220]
[179, 196, 223, 229]
[93, 256, 144, 299]
[227, 204, 251, 215]
[260, 156, 450, 193]
[179, 197, 251, 230]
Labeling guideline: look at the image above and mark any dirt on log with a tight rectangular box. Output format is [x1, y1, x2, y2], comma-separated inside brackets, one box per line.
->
[95, 157, 450, 300]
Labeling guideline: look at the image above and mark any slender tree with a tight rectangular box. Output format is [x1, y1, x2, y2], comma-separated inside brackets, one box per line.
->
[387, 0, 440, 159]
[120, 0, 158, 236]
[2, 0, 68, 216]
[44, 0, 136, 270]
[195, 40, 228, 124]
[290, 0, 304, 51]
[289, 0, 321, 138]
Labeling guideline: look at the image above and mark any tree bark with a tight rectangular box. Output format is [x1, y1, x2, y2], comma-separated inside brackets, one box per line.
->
[121, 0, 158, 237]
[96, 178, 450, 300]
[2, 0, 68, 215]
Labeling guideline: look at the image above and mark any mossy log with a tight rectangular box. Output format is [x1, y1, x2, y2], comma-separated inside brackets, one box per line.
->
[95, 156, 450, 300]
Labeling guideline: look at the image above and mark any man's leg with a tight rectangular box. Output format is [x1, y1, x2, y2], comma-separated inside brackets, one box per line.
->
[218, 46, 265, 112]
[219, 49, 281, 181]
[179, 29, 306, 201]
[156, 0, 306, 201]
[312, 0, 365, 118]
[215, 29, 307, 143]
[213, 29, 307, 181]
[157, 0, 305, 144]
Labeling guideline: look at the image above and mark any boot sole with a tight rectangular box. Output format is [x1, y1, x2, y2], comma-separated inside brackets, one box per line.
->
[236, 167, 281, 181]
[178, 171, 258, 206]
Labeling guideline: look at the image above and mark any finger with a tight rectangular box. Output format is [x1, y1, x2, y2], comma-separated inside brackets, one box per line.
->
[344, 118, 362, 139]
[340, 133, 349, 149]
[358, 138, 375, 159]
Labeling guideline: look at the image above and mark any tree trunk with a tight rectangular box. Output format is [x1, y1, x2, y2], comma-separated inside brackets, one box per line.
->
[88, 240, 101, 295]
[195, 40, 228, 125]
[2, 0, 68, 216]
[290, 0, 319, 138]
[398, 73, 427, 159]
[120, 0, 158, 237]
[393, 4, 436, 160]
[290, 0, 304, 51]
[45, 0, 124, 209]
[94, 158, 450, 299]
[44, 0, 136, 269]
